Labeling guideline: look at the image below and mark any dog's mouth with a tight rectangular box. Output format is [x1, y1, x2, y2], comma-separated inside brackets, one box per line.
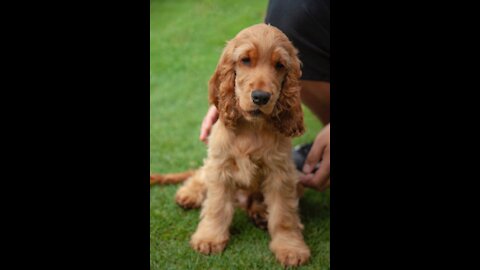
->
[248, 109, 262, 117]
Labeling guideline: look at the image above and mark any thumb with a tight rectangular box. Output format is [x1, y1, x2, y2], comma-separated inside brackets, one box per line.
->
[299, 173, 314, 186]
[199, 118, 212, 142]
[302, 143, 325, 174]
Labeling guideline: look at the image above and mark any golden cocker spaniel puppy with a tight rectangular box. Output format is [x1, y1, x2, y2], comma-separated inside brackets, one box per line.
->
[151, 23, 310, 266]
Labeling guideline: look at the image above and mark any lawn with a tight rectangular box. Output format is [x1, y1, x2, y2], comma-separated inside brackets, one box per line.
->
[150, 0, 330, 269]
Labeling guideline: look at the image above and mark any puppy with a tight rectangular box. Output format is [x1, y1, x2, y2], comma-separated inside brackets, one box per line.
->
[152, 24, 310, 266]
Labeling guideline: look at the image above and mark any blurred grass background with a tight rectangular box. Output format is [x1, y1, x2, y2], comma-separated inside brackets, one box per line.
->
[150, 0, 330, 269]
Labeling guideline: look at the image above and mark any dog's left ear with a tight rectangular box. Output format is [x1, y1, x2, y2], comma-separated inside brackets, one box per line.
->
[271, 46, 305, 137]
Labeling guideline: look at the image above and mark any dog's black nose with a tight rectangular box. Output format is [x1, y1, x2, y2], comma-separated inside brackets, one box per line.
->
[251, 90, 271, 105]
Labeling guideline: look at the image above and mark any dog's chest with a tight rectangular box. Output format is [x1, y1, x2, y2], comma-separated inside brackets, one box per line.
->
[209, 121, 291, 190]
[232, 127, 278, 160]
[227, 131, 277, 190]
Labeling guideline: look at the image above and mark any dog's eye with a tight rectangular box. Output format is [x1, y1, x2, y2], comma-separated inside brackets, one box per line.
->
[275, 62, 284, 70]
[241, 57, 251, 65]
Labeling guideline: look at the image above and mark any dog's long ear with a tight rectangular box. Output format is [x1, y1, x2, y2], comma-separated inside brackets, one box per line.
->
[271, 46, 305, 137]
[208, 40, 241, 128]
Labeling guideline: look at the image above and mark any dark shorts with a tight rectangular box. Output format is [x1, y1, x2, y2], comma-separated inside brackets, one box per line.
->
[265, 0, 330, 82]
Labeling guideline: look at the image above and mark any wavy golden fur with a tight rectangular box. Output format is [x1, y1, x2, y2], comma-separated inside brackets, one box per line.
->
[151, 24, 310, 266]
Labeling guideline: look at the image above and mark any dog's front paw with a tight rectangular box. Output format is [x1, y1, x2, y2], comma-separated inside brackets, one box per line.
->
[271, 241, 310, 266]
[190, 233, 228, 255]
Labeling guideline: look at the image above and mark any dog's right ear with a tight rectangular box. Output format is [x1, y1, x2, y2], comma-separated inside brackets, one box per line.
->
[208, 40, 241, 128]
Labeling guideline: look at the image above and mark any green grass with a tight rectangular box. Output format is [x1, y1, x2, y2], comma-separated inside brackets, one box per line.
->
[150, 0, 330, 268]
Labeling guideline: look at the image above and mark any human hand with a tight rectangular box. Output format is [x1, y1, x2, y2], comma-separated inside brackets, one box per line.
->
[199, 105, 219, 144]
[299, 124, 330, 191]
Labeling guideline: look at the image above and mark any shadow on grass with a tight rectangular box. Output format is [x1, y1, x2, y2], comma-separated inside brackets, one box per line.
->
[300, 189, 331, 221]
[300, 188, 331, 263]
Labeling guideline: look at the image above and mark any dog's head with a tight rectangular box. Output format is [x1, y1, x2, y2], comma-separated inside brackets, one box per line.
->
[208, 24, 305, 137]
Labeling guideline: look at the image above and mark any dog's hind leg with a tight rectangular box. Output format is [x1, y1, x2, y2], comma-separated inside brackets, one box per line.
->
[244, 182, 303, 230]
[245, 192, 269, 230]
[175, 169, 207, 209]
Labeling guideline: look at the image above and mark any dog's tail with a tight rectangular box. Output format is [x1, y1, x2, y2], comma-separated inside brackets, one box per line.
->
[150, 170, 196, 185]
